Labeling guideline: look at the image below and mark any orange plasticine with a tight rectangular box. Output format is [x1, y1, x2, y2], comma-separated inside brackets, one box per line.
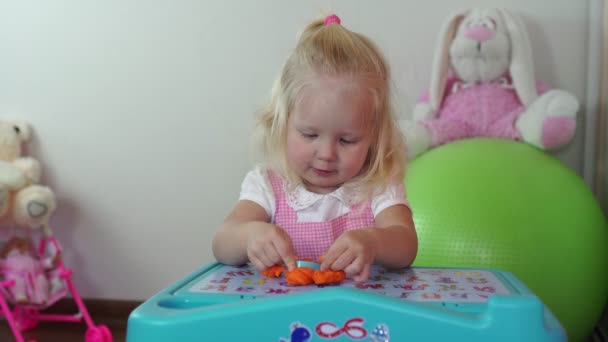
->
[261, 257, 347, 286]
[286, 267, 315, 286]
[313, 270, 346, 285]
[261, 264, 286, 278]
[263, 265, 346, 286]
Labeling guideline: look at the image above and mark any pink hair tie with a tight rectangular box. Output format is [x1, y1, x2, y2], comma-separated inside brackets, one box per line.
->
[324, 14, 341, 26]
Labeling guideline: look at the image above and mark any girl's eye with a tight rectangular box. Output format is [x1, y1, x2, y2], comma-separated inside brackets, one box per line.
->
[340, 138, 355, 144]
[301, 132, 317, 139]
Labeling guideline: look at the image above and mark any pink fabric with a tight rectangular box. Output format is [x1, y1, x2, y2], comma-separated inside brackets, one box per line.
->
[1, 253, 48, 304]
[268, 172, 375, 260]
[0, 237, 66, 306]
[542, 116, 576, 149]
[420, 78, 549, 147]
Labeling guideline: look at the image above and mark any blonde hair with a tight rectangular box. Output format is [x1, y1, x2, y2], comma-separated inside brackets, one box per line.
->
[256, 16, 406, 200]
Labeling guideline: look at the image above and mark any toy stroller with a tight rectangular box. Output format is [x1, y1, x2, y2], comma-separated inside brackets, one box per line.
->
[0, 188, 113, 342]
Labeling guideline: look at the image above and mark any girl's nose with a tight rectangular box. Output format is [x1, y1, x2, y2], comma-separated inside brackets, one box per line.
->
[317, 140, 337, 161]
[464, 24, 495, 42]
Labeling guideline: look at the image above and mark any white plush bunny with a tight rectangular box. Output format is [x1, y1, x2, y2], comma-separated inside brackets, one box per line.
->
[402, 8, 579, 159]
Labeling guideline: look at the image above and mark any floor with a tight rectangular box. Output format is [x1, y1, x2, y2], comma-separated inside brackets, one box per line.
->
[0, 320, 126, 342]
[0, 299, 135, 342]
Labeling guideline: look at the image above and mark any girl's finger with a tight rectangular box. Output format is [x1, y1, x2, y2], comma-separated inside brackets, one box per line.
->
[257, 248, 275, 268]
[320, 244, 347, 270]
[273, 238, 296, 271]
[352, 263, 371, 282]
[330, 250, 356, 272]
[249, 257, 267, 272]
[344, 257, 364, 276]
[264, 244, 282, 266]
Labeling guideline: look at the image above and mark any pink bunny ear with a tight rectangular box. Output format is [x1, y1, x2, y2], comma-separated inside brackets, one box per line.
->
[429, 9, 469, 113]
[499, 8, 538, 106]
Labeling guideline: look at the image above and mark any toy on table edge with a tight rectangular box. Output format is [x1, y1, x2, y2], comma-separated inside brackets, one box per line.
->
[262, 259, 346, 286]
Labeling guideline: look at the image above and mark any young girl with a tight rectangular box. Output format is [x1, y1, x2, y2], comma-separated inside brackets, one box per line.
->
[212, 14, 417, 282]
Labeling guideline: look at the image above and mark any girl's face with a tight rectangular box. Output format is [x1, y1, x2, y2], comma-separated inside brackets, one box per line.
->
[286, 75, 373, 194]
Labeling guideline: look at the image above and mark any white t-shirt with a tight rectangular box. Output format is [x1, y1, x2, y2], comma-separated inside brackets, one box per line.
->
[239, 166, 409, 223]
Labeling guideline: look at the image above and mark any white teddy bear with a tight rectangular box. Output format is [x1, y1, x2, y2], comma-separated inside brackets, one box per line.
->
[0, 120, 56, 233]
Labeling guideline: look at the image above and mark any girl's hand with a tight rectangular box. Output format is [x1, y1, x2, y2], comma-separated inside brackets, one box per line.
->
[246, 222, 296, 272]
[320, 228, 377, 282]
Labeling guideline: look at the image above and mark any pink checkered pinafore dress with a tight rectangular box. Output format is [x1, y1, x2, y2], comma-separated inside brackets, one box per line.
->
[268, 172, 375, 260]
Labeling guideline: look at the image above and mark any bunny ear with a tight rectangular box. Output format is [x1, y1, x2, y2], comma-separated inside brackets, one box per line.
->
[429, 9, 468, 112]
[499, 8, 538, 106]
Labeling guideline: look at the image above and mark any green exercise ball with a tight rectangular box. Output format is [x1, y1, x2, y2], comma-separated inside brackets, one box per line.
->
[405, 138, 608, 342]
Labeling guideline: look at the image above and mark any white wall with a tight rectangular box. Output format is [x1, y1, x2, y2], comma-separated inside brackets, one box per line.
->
[0, 0, 596, 300]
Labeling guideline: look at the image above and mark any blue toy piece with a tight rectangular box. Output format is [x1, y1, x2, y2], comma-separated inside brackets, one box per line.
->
[295, 261, 321, 270]
[127, 262, 565, 341]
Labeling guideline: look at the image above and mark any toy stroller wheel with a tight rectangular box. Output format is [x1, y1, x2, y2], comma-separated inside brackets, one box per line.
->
[99, 325, 113, 342]
[85, 327, 103, 342]
[14, 307, 39, 331]
[85, 325, 113, 342]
